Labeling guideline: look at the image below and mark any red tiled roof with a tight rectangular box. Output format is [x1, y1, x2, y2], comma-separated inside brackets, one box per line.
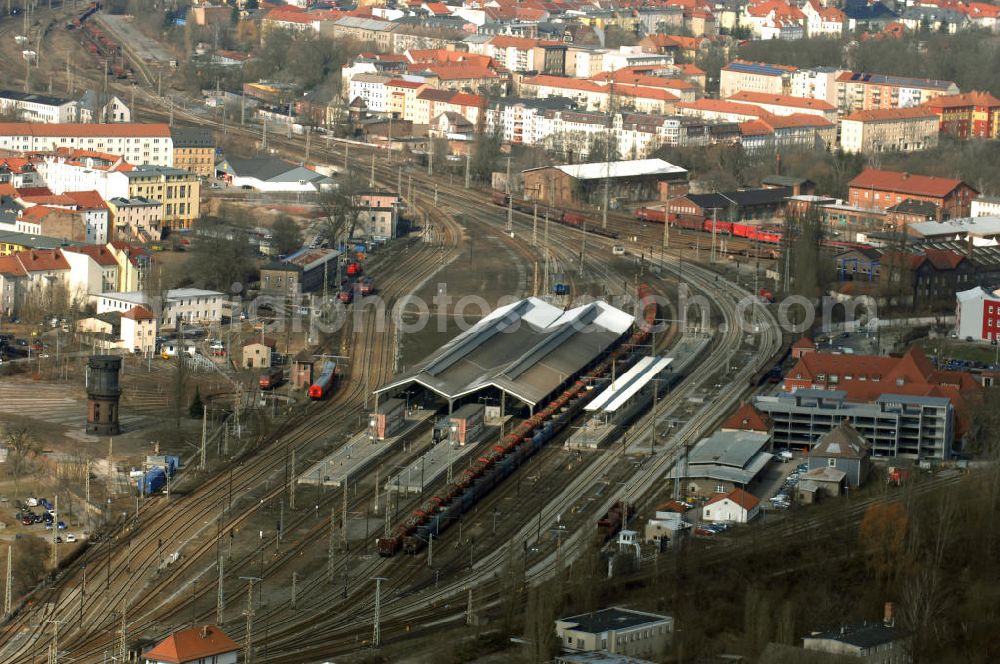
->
[68, 244, 119, 266]
[16, 187, 53, 197]
[655, 500, 690, 513]
[523, 74, 606, 93]
[14, 249, 71, 272]
[20, 205, 64, 220]
[721, 403, 772, 432]
[848, 168, 970, 198]
[740, 119, 773, 136]
[704, 487, 760, 511]
[756, 113, 834, 129]
[844, 107, 939, 122]
[122, 305, 156, 321]
[386, 79, 426, 89]
[422, 64, 498, 81]
[20, 194, 76, 206]
[727, 91, 835, 111]
[64, 190, 108, 210]
[144, 625, 240, 663]
[678, 98, 769, 117]
[792, 336, 816, 350]
[0, 156, 33, 173]
[924, 90, 1000, 110]
[0, 255, 27, 277]
[594, 70, 696, 91]
[0, 122, 171, 138]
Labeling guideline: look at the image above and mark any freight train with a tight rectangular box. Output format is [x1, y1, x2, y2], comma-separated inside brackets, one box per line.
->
[65, 2, 101, 29]
[491, 192, 621, 240]
[308, 361, 337, 400]
[634, 207, 784, 245]
[376, 285, 659, 556]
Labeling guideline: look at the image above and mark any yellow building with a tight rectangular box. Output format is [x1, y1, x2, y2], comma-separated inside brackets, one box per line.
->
[106, 241, 151, 293]
[123, 166, 201, 230]
[171, 126, 216, 179]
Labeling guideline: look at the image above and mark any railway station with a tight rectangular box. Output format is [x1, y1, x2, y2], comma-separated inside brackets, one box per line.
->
[383, 435, 486, 494]
[374, 296, 636, 418]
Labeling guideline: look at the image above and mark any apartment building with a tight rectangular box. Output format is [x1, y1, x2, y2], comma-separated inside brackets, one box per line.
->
[789, 66, 843, 106]
[924, 91, 1000, 139]
[0, 90, 78, 123]
[719, 60, 796, 98]
[411, 89, 484, 126]
[106, 196, 162, 242]
[35, 151, 131, 200]
[836, 71, 959, 115]
[0, 123, 173, 166]
[347, 73, 393, 113]
[170, 126, 216, 178]
[386, 79, 427, 119]
[725, 91, 836, 120]
[519, 75, 679, 114]
[839, 107, 940, 153]
[96, 288, 225, 328]
[123, 167, 201, 230]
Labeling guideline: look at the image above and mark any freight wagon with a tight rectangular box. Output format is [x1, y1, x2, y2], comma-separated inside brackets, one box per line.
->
[308, 361, 337, 400]
[490, 191, 621, 240]
[376, 284, 659, 556]
[597, 501, 631, 543]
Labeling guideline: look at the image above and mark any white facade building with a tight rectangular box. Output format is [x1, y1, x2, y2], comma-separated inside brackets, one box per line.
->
[0, 123, 173, 166]
[972, 196, 1000, 217]
[956, 286, 1000, 342]
[96, 288, 226, 327]
[346, 73, 392, 113]
[35, 156, 131, 200]
[701, 488, 760, 523]
[790, 67, 843, 106]
[0, 90, 78, 123]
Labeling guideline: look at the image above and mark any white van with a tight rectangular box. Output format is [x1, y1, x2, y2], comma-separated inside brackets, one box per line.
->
[612, 245, 626, 256]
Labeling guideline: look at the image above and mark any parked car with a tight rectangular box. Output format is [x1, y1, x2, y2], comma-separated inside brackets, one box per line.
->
[65, 534, 77, 543]
[57, 521, 66, 529]
[695, 527, 716, 536]
[20, 516, 32, 526]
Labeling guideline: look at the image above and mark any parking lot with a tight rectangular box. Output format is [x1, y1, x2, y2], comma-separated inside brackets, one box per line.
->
[5, 497, 87, 547]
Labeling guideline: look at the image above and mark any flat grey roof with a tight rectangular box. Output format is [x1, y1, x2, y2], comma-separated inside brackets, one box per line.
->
[376, 297, 633, 407]
[558, 608, 670, 634]
[682, 430, 772, 484]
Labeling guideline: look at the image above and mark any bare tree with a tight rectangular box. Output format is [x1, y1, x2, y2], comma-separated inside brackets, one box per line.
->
[4, 425, 37, 496]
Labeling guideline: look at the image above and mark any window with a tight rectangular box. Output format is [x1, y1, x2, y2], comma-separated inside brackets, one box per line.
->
[828, 458, 837, 467]
[715, 484, 725, 493]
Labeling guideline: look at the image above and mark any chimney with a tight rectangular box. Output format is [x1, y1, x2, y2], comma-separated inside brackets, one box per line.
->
[884, 602, 895, 627]
[201, 625, 210, 638]
[902, 172, 909, 180]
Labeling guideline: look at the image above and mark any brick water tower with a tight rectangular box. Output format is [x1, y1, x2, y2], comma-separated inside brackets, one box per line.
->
[86, 355, 121, 435]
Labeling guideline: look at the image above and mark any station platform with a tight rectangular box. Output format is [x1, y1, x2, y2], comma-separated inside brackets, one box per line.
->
[384, 432, 487, 494]
[296, 408, 435, 487]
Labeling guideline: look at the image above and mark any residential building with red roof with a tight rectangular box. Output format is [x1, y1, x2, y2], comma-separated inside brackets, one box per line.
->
[848, 168, 976, 219]
[520, 75, 679, 114]
[923, 91, 1000, 139]
[143, 624, 240, 664]
[720, 60, 797, 98]
[725, 91, 836, 120]
[839, 106, 940, 155]
[740, 0, 807, 39]
[803, 0, 846, 36]
[790, 336, 817, 359]
[0, 123, 173, 167]
[836, 71, 959, 116]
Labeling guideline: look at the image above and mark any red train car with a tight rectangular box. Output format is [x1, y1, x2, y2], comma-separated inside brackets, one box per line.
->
[308, 362, 337, 400]
[259, 367, 284, 390]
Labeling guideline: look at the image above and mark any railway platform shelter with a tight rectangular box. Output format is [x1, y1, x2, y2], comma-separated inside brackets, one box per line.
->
[374, 296, 634, 417]
[566, 356, 673, 450]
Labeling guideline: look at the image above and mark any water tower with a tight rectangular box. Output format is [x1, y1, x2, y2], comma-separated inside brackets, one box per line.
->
[86, 355, 121, 435]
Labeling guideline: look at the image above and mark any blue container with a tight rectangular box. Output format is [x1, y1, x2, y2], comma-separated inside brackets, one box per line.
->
[140, 467, 167, 496]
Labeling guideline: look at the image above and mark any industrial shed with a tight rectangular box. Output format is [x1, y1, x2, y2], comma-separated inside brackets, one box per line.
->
[375, 297, 634, 414]
[522, 158, 688, 208]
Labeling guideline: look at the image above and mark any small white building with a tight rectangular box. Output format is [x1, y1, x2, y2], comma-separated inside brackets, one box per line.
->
[120, 305, 157, 355]
[701, 487, 760, 524]
[144, 624, 240, 664]
[555, 608, 674, 659]
[956, 286, 1000, 341]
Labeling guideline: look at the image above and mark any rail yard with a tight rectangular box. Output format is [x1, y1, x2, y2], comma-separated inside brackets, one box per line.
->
[0, 2, 995, 664]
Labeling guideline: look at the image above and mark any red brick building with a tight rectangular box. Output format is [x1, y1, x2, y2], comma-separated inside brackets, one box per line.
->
[923, 91, 1000, 139]
[847, 168, 977, 220]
